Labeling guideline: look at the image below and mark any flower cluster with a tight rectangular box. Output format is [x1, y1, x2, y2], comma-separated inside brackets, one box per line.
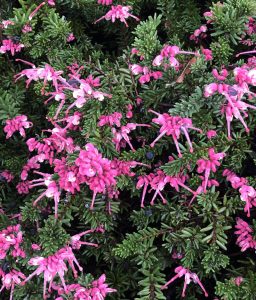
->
[190, 25, 207, 43]
[149, 110, 202, 157]
[3, 115, 32, 139]
[0, 269, 26, 300]
[0, 170, 14, 183]
[0, 225, 26, 259]
[130, 64, 162, 84]
[196, 148, 225, 193]
[0, 39, 24, 56]
[223, 169, 256, 217]
[161, 266, 208, 298]
[235, 218, 256, 252]
[94, 5, 139, 27]
[53, 274, 116, 300]
[204, 64, 256, 139]
[25, 246, 83, 300]
[152, 45, 197, 69]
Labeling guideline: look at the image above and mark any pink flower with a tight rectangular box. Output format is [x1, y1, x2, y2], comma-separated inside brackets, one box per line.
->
[234, 276, 243, 286]
[161, 266, 208, 298]
[94, 5, 140, 27]
[0, 225, 26, 260]
[202, 48, 213, 61]
[206, 130, 217, 139]
[16, 181, 30, 194]
[0, 39, 24, 56]
[1, 20, 15, 28]
[0, 170, 14, 183]
[31, 244, 41, 251]
[212, 69, 228, 81]
[196, 148, 225, 193]
[0, 269, 26, 300]
[22, 24, 32, 33]
[67, 33, 75, 42]
[235, 218, 256, 251]
[98, 0, 113, 5]
[112, 123, 150, 152]
[29, 1, 55, 20]
[4, 115, 32, 139]
[98, 112, 122, 127]
[149, 110, 202, 157]
[24, 247, 83, 300]
[204, 83, 218, 97]
[70, 227, 104, 250]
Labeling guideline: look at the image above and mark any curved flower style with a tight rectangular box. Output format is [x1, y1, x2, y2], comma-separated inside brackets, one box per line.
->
[223, 169, 256, 217]
[196, 148, 225, 193]
[24, 247, 83, 300]
[0, 269, 26, 300]
[161, 266, 208, 297]
[53, 274, 116, 299]
[149, 110, 202, 157]
[94, 5, 140, 27]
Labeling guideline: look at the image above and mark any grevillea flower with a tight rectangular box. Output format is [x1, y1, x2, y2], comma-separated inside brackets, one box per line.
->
[161, 266, 208, 298]
[196, 148, 225, 193]
[22, 24, 32, 33]
[28, 172, 60, 219]
[98, 112, 122, 127]
[53, 274, 116, 299]
[3, 115, 32, 139]
[152, 45, 198, 69]
[70, 227, 104, 250]
[212, 68, 229, 81]
[149, 110, 202, 157]
[0, 269, 26, 300]
[112, 123, 151, 152]
[67, 33, 75, 42]
[223, 169, 256, 217]
[75, 143, 117, 209]
[235, 218, 256, 252]
[24, 247, 83, 300]
[0, 170, 14, 183]
[94, 5, 139, 27]
[206, 130, 217, 139]
[16, 181, 30, 194]
[0, 39, 24, 56]
[1, 20, 15, 28]
[29, 1, 55, 20]
[97, 0, 113, 4]
[202, 48, 213, 61]
[0, 225, 26, 259]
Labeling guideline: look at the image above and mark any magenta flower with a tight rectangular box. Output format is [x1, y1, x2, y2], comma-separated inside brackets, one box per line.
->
[0, 225, 26, 260]
[70, 227, 104, 249]
[24, 247, 83, 300]
[0, 269, 26, 300]
[1, 20, 15, 28]
[161, 266, 208, 297]
[94, 5, 140, 27]
[196, 148, 225, 193]
[223, 169, 256, 217]
[98, 112, 122, 127]
[0, 39, 24, 56]
[112, 123, 150, 152]
[235, 218, 256, 251]
[0, 170, 14, 183]
[29, 1, 55, 20]
[22, 24, 32, 33]
[206, 130, 217, 139]
[98, 0, 113, 5]
[16, 181, 30, 194]
[67, 33, 75, 42]
[4, 115, 32, 139]
[149, 110, 202, 157]
[202, 48, 213, 61]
